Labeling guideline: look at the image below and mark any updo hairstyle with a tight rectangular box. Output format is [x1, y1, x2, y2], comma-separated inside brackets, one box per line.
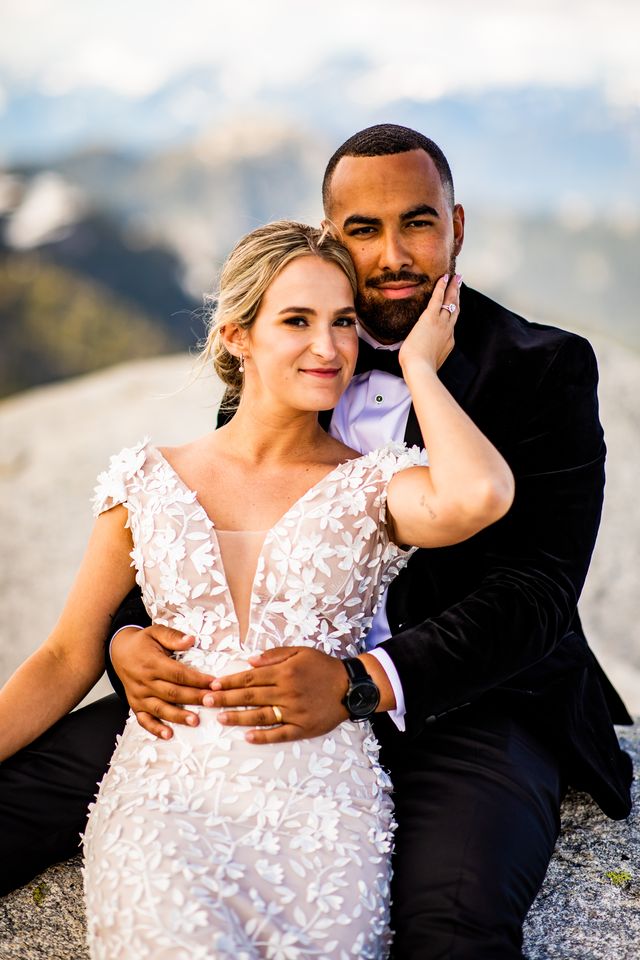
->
[199, 220, 357, 404]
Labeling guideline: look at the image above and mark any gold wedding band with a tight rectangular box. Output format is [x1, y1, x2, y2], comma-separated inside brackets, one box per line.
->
[272, 705, 284, 724]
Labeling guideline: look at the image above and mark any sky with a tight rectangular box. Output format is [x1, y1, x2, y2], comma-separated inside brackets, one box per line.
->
[1, 0, 639, 109]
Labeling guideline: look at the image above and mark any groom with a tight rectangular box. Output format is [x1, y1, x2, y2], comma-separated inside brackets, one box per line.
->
[0, 125, 632, 958]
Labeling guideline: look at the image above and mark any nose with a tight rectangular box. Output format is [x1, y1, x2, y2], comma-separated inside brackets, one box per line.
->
[379, 229, 412, 273]
[310, 324, 339, 361]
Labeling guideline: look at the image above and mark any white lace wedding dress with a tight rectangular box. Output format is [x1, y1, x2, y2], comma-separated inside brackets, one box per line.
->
[83, 439, 422, 960]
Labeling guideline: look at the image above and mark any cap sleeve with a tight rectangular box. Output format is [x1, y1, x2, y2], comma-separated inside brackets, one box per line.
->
[91, 438, 150, 518]
[369, 442, 427, 579]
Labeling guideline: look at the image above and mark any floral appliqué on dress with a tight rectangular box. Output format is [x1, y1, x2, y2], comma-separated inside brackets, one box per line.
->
[83, 440, 423, 960]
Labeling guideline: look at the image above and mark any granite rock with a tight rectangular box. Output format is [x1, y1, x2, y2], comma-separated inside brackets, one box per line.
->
[0, 857, 87, 960]
[0, 726, 636, 959]
[523, 724, 639, 960]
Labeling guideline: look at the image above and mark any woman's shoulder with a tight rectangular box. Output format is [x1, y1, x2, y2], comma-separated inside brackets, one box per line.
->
[155, 433, 211, 461]
[91, 437, 156, 517]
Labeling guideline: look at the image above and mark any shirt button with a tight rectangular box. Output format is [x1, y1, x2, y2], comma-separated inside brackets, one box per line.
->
[374, 394, 384, 405]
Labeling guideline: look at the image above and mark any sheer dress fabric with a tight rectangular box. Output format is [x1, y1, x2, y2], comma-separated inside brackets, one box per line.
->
[83, 440, 423, 959]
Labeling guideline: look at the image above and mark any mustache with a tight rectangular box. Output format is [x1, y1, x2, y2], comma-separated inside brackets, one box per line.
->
[365, 271, 430, 288]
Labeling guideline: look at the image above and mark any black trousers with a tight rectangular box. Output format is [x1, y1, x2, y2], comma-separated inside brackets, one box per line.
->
[374, 707, 565, 960]
[0, 698, 563, 960]
[0, 694, 128, 896]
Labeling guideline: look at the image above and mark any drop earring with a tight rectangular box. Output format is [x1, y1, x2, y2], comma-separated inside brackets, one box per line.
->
[238, 353, 245, 373]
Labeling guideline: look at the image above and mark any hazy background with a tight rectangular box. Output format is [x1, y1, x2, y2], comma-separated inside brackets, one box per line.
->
[1, 0, 639, 708]
[1, 0, 639, 395]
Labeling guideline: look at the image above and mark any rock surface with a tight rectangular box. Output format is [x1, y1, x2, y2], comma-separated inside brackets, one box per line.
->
[0, 725, 637, 959]
[523, 724, 639, 959]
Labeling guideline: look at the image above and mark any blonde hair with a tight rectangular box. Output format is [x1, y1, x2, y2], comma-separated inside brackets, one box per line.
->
[199, 220, 357, 405]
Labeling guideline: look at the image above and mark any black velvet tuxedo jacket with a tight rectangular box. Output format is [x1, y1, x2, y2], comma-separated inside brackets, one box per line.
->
[372, 284, 631, 818]
[107, 284, 633, 819]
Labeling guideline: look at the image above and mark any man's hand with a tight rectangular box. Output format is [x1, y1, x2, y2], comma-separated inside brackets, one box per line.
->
[207, 647, 351, 743]
[111, 626, 215, 739]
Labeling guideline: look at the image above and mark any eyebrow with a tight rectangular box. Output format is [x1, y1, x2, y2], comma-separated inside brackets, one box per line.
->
[342, 204, 440, 230]
[402, 204, 440, 220]
[277, 306, 357, 316]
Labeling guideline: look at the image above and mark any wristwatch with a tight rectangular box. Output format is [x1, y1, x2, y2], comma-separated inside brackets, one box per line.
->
[341, 657, 380, 721]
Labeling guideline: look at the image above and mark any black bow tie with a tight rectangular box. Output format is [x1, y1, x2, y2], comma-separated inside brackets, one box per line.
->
[355, 338, 403, 378]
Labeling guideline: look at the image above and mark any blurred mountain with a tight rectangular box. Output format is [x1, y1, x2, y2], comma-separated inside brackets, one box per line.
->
[378, 87, 640, 215]
[462, 212, 640, 351]
[0, 254, 177, 397]
[2, 62, 639, 216]
[1, 100, 638, 398]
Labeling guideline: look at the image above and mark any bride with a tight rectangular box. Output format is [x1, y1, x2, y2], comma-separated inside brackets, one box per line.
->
[0, 221, 513, 959]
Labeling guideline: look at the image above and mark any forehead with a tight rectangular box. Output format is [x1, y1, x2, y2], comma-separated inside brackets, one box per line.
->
[327, 150, 446, 221]
[260, 255, 353, 306]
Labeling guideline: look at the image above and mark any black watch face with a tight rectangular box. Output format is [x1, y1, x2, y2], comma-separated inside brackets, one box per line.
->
[347, 681, 380, 719]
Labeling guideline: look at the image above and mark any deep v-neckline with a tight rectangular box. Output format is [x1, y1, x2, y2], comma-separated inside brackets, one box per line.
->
[151, 445, 365, 536]
[150, 445, 365, 644]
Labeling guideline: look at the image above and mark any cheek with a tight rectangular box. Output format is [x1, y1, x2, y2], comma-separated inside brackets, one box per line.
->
[411, 245, 451, 279]
[342, 242, 371, 277]
[337, 333, 358, 375]
[345, 333, 359, 362]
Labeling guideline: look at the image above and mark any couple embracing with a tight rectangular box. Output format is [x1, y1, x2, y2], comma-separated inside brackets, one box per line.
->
[0, 125, 632, 959]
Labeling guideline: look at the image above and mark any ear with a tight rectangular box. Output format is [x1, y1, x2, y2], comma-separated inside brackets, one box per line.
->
[452, 204, 465, 256]
[219, 323, 248, 360]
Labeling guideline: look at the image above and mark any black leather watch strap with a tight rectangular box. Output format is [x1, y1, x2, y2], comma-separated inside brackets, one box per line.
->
[342, 657, 371, 684]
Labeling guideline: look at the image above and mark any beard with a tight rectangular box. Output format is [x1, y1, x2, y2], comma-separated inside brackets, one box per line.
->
[356, 254, 457, 343]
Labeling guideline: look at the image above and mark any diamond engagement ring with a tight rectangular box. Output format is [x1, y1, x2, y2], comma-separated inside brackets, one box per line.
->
[441, 303, 456, 315]
[271, 705, 284, 724]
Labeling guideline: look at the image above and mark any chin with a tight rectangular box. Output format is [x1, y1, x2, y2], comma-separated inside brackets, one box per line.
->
[357, 294, 430, 342]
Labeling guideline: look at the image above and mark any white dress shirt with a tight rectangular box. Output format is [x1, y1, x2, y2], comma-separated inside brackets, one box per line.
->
[330, 324, 415, 730]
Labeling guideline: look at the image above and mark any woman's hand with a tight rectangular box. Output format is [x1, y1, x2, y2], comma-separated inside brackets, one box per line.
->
[398, 273, 461, 373]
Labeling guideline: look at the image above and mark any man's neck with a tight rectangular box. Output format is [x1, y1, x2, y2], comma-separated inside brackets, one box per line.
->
[357, 321, 403, 352]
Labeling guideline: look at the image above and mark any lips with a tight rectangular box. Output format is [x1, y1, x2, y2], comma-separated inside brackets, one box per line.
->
[369, 278, 426, 300]
[377, 284, 421, 300]
[299, 368, 341, 378]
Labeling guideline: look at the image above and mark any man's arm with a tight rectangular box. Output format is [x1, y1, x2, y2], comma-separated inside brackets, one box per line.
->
[105, 587, 150, 701]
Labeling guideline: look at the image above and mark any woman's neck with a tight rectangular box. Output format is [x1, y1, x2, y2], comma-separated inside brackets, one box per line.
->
[217, 397, 330, 467]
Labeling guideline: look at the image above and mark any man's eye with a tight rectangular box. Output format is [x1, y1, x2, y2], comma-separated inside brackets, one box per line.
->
[348, 226, 376, 237]
[408, 220, 433, 228]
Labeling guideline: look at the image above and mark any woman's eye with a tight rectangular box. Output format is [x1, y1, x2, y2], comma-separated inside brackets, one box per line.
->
[283, 316, 308, 327]
[334, 317, 357, 327]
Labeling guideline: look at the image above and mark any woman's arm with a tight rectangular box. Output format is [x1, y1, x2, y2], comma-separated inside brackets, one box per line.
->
[387, 275, 514, 548]
[0, 504, 136, 761]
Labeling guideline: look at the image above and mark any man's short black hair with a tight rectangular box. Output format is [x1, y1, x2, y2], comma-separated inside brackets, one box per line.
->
[322, 123, 455, 211]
